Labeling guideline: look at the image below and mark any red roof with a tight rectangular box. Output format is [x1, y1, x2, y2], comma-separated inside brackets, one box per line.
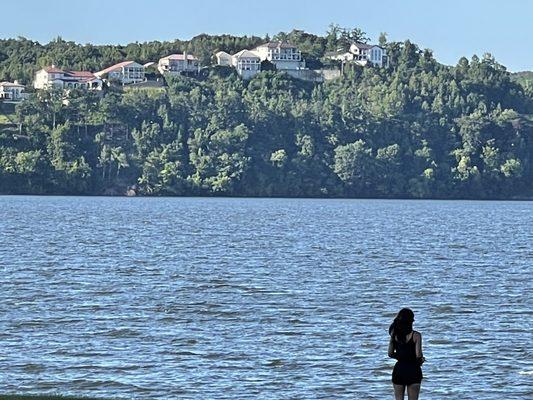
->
[95, 61, 138, 76]
[42, 66, 96, 79]
[67, 71, 95, 78]
[41, 66, 98, 83]
[161, 54, 198, 61]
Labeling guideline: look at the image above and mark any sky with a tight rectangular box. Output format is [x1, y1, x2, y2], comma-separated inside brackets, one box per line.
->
[1, 0, 532, 72]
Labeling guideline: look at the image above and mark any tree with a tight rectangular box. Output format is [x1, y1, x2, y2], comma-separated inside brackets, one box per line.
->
[333, 140, 376, 195]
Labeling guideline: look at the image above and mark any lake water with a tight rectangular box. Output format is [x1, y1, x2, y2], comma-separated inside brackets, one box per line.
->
[0, 196, 532, 399]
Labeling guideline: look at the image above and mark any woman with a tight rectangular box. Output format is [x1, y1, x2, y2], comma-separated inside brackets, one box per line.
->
[388, 308, 425, 400]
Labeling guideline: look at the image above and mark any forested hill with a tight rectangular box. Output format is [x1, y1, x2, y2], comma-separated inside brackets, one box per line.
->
[511, 71, 533, 88]
[1, 29, 533, 199]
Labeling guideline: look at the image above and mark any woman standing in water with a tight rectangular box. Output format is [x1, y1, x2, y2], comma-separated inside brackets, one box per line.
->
[388, 308, 425, 400]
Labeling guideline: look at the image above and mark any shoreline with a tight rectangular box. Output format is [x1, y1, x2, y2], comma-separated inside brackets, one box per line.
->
[0, 193, 532, 201]
[0, 396, 114, 400]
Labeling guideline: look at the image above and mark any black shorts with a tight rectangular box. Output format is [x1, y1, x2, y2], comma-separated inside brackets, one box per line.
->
[392, 361, 423, 385]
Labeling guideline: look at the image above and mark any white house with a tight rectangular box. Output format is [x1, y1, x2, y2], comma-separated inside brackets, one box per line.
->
[232, 50, 262, 79]
[215, 51, 233, 67]
[214, 50, 261, 79]
[158, 53, 199, 75]
[325, 51, 356, 62]
[34, 66, 103, 90]
[95, 61, 145, 85]
[326, 43, 387, 67]
[0, 81, 25, 102]
[350, 43, 387, 67]
[215, 42, 306, 80]
[327, 43, 388, 67]
[252, 42, 305, 70]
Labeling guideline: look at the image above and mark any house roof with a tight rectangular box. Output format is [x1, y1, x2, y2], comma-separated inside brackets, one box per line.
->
[160, 53, 199, 61]
[215, 51, 231, 57]
[257, 41, 298, 49]
[0, 81, 25, 87]
[44, 66, 65, 73]
[234, 50, 260, 59]
[95, 61, 139, 76]
[47, 70, 98, 82]
[352, 42, 381, 50]
[41, 66, 97, 80]
[66, 71, 96, 78]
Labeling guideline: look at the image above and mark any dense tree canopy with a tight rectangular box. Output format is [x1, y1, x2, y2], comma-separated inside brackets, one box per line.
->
[1, 30, 533, 198]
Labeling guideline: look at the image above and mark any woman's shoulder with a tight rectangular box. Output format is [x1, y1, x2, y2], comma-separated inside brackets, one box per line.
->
[412, 330, 422, 340]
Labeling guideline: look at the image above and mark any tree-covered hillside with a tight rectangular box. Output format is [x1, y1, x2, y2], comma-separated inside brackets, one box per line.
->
[1, 29, 533, 198]
[511, 71, 533, 90]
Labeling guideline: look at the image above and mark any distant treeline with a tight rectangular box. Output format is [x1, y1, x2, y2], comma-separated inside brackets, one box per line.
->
[1, 28, 533, 198]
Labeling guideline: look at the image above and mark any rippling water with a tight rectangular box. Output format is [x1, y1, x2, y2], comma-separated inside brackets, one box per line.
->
[0, 196, 532, 399]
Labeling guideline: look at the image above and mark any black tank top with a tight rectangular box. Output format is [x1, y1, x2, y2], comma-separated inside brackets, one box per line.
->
[394, 333, 417, 362]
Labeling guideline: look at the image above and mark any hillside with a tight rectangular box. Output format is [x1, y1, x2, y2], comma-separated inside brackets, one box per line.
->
[1, 28, 533, 199]
[511, 71, 533, 87]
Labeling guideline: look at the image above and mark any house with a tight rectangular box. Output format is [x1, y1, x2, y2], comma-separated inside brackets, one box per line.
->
[95, 61, 145, 85]
[232, 50, 262, 79]
[0, 81, 25, 102]
[325, 51, 356, 62]
[350, 43, 387, 67]
[252, 41, 306, 70]
[327, 43, 388, 67]
[158, 53, 199, 75]
[34, 66, 103, 90]
[214, 50, 261, 79]
[215, 42, 305, 80]
[215, 51, 233, 67]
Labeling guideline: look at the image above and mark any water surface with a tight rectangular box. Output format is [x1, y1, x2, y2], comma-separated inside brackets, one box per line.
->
[0, 197, 531, 399]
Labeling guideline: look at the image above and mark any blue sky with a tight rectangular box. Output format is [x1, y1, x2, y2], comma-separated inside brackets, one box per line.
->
[1, 0, 531, 71]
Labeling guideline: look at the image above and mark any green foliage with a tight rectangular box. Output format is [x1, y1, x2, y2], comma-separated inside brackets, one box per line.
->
[334, 140, 375, 194]
[512, 71, 533, 89]
[1, 32, 533, 198]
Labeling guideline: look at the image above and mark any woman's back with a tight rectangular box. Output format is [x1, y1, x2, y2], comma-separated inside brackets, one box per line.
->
[388, 308, 424, 400]
[394, 332, 418, 363]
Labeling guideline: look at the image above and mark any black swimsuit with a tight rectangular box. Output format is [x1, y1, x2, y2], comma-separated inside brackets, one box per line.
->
[392, 332, 423, 385]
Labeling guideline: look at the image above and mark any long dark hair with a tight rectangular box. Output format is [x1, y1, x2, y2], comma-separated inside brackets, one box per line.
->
[389, 308, 415, 343]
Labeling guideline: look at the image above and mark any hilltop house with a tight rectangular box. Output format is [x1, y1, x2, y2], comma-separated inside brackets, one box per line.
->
[252, 41, 306, 70]
[327, 43, 388, 67]
[215, 41, 307, 80]
[34, 66, 103, 90]
[158, 53, 200, 75]
[233, 50, 262, 79]
[0, 81, 25, 102]
[95, 61, 145, 85]
[215, 51, 233, 67]
[216, 50, 261, 79]
[350, 43, 387, 67]
[325, 50, 354, 62]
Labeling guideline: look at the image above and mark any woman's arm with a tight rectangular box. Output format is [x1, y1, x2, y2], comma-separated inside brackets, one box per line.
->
[415, 332, 425, 364]
[388, 336, 396, 359]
